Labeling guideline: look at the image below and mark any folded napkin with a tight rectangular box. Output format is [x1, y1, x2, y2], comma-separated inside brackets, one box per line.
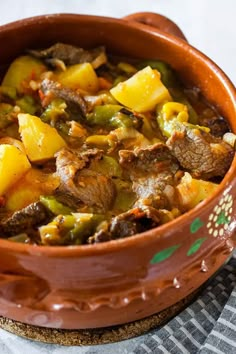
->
[0, 252, 236, 354]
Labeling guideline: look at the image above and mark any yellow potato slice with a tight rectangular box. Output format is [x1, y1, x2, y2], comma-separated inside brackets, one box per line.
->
[0, 144, 31, 196]
[18, 113, 66, 162]
[2, 55, 47, 94]
[57, 62, 99, 93]
[6, 168, 60, 211]
[177, 172, 218, 209]
[110, 66, 171, 112]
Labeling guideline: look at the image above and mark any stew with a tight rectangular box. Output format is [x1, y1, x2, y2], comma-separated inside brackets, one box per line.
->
[0, 43, 234, 245]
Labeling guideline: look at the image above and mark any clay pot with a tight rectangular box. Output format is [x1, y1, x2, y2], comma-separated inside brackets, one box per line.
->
[0, 13, 235, 330]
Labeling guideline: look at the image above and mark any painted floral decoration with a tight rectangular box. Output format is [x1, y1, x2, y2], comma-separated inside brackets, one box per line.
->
[206, 191, 233, 237]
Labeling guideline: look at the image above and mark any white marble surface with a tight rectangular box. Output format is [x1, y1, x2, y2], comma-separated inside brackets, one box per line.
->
[0, 0, 235, 84]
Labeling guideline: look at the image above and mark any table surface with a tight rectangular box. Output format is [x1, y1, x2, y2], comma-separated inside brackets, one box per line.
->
[0, 1, 235, 353]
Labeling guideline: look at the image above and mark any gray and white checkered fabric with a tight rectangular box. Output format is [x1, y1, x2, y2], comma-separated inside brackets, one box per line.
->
[0, 253, 236, 354]
[130, 252, 236, 354]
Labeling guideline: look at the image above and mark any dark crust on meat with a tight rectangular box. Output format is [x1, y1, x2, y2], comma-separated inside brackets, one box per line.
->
[167, 126, 234, 179]
[73, 169, 116, 211]
[55, 147, 103, 178]
[110, 207, 160, 237]
[89, 206, 160, 243]
[200, 116, 230, 137]
[0, 202, 52, 237]
[41, 79, 87, 117]
[55, 148, 116, 212]
[119, 143, 178, 176]
[28, 43, 107, 67]
[119, 143, 179, 209]
[53, 190, 82, 210]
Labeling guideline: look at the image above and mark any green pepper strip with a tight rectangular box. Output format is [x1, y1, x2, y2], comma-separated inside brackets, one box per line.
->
[40, 195, 73, 215]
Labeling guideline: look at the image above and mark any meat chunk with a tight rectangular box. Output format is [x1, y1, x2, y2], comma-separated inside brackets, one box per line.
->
[88, 206, 160, 243]
[40, 79, 87, 118]
[55, 147, 103, 177]
[167, 125, 234, 179]
[29, 43, 107, 68]
[0, 202, 52, 237]
[119, 143, 177, 175]
[199, 115, 230, 137]
[55, 148, 116, 212]
[110, 206, 160, 237]
[119, 143, 179, 209]
[88, 222, 112, 243]
[71, 169, 116, 211]
[53, 190, 83, 210]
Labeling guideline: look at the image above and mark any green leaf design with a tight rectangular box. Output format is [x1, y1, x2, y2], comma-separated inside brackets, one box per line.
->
[187, 237, 207, 256]
[190, 218, 204, 233]
[150, 244, 181, 265]
[216, 211, 229, 225]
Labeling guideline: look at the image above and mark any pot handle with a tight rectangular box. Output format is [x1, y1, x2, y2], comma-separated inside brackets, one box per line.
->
[123, 12, 187, 42]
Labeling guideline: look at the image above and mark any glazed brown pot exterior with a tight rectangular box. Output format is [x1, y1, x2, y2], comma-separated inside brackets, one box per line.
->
[0, 13, 235, 330]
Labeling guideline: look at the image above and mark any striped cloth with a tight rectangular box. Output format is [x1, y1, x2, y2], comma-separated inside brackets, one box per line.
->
[130, 252, 236, 354]
[0, 253, 235, 354]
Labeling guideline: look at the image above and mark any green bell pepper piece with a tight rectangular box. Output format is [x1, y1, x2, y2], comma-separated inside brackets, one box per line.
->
[41, 98, 68, 123]
[87, 104, 121, 125]
[87, 105, 142, 129]
[0, 103, 14, 129]
[90, 155, 122, 178]
[40, 196, 73, 215]
[16, 95, 38, 115]
[39, 213, 105, 245]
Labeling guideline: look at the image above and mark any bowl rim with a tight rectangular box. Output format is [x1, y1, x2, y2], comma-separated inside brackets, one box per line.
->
[0, 13, 235, 256]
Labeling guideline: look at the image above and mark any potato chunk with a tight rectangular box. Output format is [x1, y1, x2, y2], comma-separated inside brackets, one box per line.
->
[6, 168, 60, 211]
[177, 172, 218, 210]
[2, 55, 47, 94]
[57, 63, 99, 93]
[18, 113, 66, 162]
[0, 144, 31, 196]
[110, 66, 171, 112]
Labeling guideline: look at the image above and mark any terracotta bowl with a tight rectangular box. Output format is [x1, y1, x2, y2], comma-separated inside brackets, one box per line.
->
[0, 12, 235, 330]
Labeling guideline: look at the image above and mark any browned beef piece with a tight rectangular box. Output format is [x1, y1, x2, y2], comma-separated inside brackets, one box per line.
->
[41, 79, 87, 118]
[29, 43, 107, 68]
[72, 169, 116, 211]
[55, 147, 103, 179]
[88, 227, 112, 244]
[0, 202, 52, 237]
[119, 143, 179, 209]
[55, 148, 116, 212]
[53, 190, 83, 210]
[199, 116, 230, 137]
[110, 207, 160, 237]
[88, 206, 160, 243]
[167, 126, 234, 179]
